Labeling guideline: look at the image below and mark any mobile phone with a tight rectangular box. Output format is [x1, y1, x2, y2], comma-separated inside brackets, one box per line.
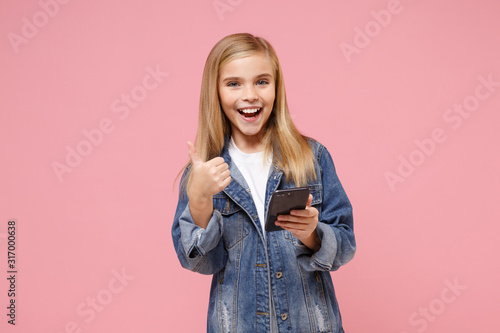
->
[265, 187, 310, 232]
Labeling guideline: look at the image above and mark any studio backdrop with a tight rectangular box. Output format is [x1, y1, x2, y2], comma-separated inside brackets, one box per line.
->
[1, 0, 499, 332]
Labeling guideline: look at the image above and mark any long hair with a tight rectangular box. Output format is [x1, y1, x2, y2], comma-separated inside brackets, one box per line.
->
[186, 33, 316, 187]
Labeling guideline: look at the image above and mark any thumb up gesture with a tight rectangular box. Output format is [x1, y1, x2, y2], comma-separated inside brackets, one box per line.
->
[187, 141, 232, 206]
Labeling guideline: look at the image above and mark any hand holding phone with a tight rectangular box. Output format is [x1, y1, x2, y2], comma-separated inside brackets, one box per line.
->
[265, 187, 310, 232]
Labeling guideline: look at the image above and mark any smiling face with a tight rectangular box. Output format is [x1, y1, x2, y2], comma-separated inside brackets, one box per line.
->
[218, 53, 276, 152]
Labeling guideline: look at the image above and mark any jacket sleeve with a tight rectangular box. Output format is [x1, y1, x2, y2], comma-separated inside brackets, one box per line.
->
[171, 168, 227, 275]
[296, 145, 356, 272]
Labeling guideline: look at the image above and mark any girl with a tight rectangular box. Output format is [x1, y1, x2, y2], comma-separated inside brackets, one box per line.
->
[172, 33, 355, 333]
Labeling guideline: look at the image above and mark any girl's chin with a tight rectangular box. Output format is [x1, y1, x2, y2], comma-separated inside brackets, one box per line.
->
[238, 129, 263, 138]
[232, 127, 266, 141]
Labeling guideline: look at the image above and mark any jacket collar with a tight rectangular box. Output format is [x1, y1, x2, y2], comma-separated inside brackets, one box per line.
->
[220, 136, 284, 236]
[220, 136, 259, 221]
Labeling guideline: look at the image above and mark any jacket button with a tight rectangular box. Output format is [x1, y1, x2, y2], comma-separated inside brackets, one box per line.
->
[281, 313, 288, 321]
[276, 272, 283, 279]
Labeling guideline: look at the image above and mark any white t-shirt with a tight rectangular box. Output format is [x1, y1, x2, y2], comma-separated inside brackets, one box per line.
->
[228, 137, 272, 236]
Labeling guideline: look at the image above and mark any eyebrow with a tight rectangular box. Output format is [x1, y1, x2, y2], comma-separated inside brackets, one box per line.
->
[220, 73, 273, 83]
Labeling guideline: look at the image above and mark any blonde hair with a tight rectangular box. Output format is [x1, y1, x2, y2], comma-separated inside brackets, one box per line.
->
[186, 33, 316, 187]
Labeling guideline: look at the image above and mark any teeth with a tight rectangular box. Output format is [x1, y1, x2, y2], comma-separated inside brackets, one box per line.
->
[239, 108, 260, 114]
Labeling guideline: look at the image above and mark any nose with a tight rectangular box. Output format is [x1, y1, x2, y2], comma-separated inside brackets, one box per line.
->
[242, 84, 258, 102]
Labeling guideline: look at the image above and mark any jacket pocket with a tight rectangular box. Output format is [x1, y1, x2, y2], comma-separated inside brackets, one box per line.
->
[213, 194, 250, 249]
[283, 230, 300, 245]
[309, 185, 322, 206]
[305, 271, 336, 333]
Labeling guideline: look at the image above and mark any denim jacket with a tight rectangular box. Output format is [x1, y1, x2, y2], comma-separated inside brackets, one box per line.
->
[172, 138, 356, 333]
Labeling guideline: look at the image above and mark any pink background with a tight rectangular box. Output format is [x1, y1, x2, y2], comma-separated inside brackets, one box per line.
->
[1, 0, 499, 332]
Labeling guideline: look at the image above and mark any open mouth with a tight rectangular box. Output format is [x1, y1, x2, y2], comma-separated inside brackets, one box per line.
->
[237, 107, 262, 118]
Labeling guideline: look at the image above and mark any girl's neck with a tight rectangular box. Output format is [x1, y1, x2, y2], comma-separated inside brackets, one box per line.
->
[231, 133, 265, 153]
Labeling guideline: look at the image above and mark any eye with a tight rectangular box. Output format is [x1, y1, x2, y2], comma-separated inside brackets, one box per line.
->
[227, 81, 239, 87]
[257, 80, 269, 85]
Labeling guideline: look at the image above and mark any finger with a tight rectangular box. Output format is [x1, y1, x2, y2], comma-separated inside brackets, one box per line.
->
[187, 141, 202, 164]
[275, 221, 307, 231]
[289, 209, 312, 217]
[208, 156, 226, 167]
[306, 193, 313, 207]
[290, 205, 317, 217]
[216, 162, 230, 173]
[219, 169, 231, 180]
[219, 175, 232, 190]
[277, 215, 308, 224]
[215, 169, 231, 185]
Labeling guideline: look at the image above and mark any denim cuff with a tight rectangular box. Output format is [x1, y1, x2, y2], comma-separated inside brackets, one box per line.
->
[296, 222, 338, 271]
[178, 204, 223, 259]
